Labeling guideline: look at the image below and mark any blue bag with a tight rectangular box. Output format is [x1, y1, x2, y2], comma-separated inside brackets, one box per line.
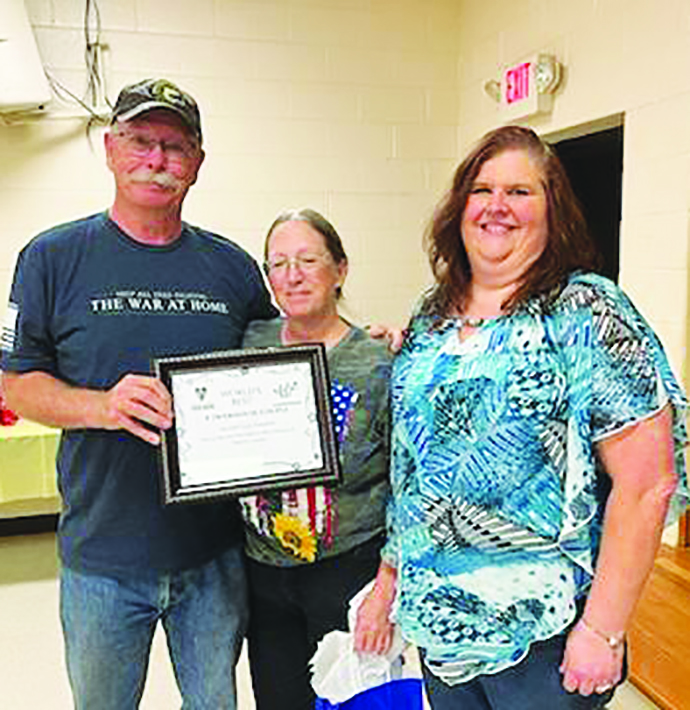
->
[315, 678, 424, 710]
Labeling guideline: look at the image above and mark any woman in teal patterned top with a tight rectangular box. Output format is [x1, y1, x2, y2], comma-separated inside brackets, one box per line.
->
[386, 126, 687, 709]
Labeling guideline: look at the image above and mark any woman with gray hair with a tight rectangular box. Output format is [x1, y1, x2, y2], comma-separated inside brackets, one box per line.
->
[240, 208, 396, 710]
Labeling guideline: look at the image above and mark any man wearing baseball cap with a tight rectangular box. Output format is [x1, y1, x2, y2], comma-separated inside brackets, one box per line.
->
[1, 78, 277, 708]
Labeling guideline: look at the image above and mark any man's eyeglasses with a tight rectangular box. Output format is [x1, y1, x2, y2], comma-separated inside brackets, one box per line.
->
[264, 253, 330, 274]
[115, 131, 198, 163]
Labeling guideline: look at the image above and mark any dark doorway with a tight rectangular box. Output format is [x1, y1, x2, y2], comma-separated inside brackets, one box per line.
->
[550, 125, 623, 283]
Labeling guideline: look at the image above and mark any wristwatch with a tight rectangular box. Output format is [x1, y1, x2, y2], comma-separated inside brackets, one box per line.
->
[578, 618, 625, 651]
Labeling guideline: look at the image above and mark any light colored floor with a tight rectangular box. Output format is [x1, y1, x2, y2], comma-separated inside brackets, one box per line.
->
[0, 532, 660, 709]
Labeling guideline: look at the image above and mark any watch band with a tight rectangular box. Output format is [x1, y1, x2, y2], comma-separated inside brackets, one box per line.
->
[578, 617, 625, 651]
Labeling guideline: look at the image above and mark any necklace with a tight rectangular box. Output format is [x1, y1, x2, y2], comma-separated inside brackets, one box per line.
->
[456, 315, 489, 329]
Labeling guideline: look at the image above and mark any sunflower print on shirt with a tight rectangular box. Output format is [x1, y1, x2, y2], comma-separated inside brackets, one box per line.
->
[243, 378, 359, 560]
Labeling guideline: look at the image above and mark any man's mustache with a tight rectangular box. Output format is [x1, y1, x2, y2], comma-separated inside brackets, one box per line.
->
[129, 170, 181, 189]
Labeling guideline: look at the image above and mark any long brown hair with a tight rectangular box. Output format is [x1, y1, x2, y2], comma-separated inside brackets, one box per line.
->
[424, 125, 600, 317]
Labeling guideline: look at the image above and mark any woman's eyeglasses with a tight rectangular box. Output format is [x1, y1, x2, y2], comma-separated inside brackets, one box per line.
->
[264, 253, 330, 274]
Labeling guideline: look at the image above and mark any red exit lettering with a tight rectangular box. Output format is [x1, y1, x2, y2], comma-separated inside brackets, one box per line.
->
[505, 62, 531, 104]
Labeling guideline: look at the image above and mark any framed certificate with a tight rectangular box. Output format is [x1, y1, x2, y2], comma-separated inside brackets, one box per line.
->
[153, 344, 341, 504]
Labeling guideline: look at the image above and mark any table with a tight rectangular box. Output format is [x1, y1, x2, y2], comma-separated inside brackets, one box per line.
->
[0, 420, 60, 509]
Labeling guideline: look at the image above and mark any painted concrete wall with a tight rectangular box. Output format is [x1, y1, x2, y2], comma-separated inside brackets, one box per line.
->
[1, 0, 463, 326]
[457, 0, 690, 387]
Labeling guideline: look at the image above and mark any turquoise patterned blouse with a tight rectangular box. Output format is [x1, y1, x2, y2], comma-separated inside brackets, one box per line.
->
[387, 272, 687, 685]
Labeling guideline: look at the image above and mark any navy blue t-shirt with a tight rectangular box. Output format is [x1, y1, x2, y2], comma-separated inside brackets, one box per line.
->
[2, 213, 277, 575]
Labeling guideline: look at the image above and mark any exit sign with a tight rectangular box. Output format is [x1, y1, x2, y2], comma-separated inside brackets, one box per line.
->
[504, 61, 532, 105]
[500, 55, 555, 120]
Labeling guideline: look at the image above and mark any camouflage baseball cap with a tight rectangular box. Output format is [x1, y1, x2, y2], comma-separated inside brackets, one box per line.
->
[110, 78, 202, 144]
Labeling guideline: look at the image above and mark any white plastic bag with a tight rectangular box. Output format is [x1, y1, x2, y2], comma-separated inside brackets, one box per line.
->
[310, 581, 420, 704]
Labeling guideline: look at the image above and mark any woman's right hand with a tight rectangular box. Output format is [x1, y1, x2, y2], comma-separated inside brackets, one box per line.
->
[353, 562, 398, 655]
[353, 586, 395, 655]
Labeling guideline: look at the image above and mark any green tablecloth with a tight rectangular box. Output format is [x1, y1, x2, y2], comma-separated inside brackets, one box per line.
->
[0, 420, 60, 503]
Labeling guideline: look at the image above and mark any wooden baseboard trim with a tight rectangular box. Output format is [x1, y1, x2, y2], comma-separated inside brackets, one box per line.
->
[630, 677, 672, 710]
[653, 545, 690, 588]
[628, 543, 690, 710]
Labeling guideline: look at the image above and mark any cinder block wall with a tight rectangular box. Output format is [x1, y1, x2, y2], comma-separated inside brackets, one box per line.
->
[1, 0, 463, 326]
[456, 0, 690, 385]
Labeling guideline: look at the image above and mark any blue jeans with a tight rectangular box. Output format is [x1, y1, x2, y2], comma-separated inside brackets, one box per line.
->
[423, 631, 620, 710]
[60, 545, 248, 710]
